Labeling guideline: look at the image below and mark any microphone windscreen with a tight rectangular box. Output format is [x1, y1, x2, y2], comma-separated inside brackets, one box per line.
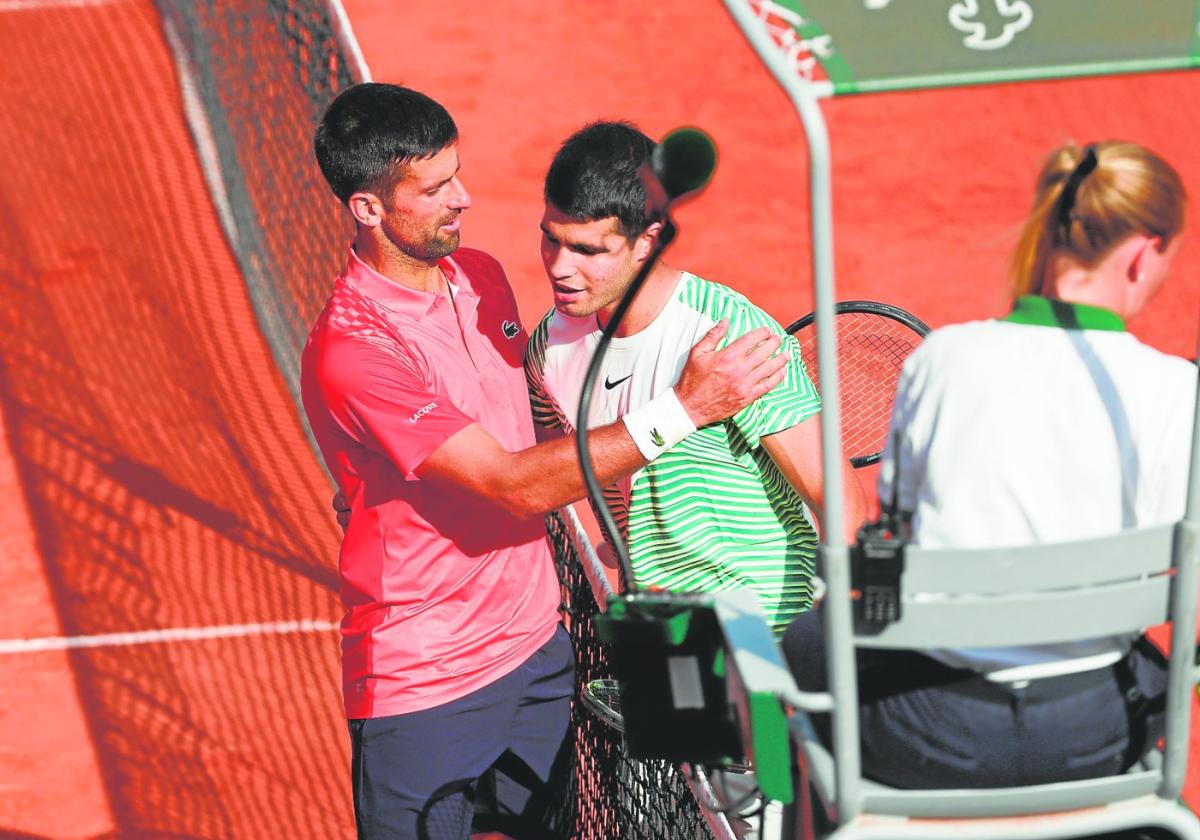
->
[649, 127, 717, 201]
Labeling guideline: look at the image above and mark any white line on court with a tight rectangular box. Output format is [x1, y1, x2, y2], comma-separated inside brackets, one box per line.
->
[0, 0, 120, 10]
[0, 619, 339, 654]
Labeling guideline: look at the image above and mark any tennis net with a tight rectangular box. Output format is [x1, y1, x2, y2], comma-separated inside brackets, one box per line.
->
[155, 0, 365, 411]
[547, 510, 728, 839]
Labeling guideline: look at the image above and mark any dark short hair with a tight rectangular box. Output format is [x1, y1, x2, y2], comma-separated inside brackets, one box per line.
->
[544, 121, 659, 239]
[313, 83, 458, 204]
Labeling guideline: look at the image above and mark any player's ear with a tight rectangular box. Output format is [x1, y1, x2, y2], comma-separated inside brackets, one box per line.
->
[1124, 235, 1160, 285]
[348, 191, 384, 228]
[633, 222, 664, 261]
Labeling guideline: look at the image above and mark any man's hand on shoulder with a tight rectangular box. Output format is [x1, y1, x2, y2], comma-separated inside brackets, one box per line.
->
[675, 319, 787, 427]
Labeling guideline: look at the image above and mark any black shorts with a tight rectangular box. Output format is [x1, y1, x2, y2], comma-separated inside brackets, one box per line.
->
[348, 625, 574, 840]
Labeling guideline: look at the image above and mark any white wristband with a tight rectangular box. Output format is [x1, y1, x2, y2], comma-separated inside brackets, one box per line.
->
[621, 387, 697, 462]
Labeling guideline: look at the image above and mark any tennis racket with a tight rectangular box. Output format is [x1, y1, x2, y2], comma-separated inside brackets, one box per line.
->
[580, 678, 625, 732]
[785, 301, 930, 468]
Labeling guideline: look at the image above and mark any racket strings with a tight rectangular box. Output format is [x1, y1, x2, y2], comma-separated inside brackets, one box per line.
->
[795, 312, 924, 464]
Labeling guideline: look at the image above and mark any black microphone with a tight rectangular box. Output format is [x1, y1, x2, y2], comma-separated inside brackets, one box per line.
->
[642, 127, 718, 209]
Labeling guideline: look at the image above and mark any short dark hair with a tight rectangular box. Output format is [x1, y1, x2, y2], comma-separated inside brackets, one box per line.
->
[313, 83, 458, 204]
[544, 121, 659, 239]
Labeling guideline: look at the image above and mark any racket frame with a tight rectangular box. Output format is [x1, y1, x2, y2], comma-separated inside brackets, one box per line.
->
[785, 300, 930, 467]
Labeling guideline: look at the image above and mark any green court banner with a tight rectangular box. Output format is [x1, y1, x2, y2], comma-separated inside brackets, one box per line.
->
[752, 0, 1200, 95]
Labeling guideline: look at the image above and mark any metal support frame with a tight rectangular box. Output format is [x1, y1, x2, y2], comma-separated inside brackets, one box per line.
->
[720, 0, 860, 821]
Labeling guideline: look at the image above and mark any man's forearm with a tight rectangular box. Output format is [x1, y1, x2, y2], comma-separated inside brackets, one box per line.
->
[506, 423, 646, 517]
[415, 419, 647, 520]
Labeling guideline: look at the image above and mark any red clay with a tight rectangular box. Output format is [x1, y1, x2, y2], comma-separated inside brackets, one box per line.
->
[0, 1, 1195, 838]
[0, 0, 348, 836]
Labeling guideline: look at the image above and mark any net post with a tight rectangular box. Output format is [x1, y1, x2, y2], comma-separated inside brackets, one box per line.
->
[327, 0, 372, 82]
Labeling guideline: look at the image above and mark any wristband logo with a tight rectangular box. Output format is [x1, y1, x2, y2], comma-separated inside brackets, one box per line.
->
[650, 428, 665, 448]
[409, 401, 438, 424]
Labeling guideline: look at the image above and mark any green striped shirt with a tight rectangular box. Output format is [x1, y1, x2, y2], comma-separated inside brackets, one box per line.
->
[526, 272, 821, 634]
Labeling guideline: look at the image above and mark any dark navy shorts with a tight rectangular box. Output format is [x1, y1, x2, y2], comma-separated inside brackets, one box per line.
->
[348, 624, 574, 840]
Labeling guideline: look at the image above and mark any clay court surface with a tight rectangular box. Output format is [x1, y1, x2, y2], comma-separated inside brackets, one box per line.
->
[0, 1, 1197, 837]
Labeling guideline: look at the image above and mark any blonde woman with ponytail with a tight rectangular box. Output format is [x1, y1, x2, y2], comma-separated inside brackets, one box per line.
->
[784, 141, 1195, 789]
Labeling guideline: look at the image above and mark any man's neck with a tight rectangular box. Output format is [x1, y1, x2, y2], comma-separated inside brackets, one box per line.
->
[353, 230, 444, 294]
[599, 262, 682, 338]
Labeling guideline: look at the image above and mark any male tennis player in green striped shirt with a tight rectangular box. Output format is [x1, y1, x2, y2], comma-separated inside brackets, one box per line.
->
[526, 121, 867, 636]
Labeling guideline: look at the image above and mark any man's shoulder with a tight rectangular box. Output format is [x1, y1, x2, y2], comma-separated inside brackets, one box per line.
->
[527, 308, 554, 349]
[676, 272, 782, 330]
[310, 280, 395, 342]
[449, 247, 508, 287]
[304, 282, 411, 372]
[524, 309, 595, 401]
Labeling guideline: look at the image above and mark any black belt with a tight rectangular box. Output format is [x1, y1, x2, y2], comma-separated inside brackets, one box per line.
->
[861, 643, 1162, 711]
[1114, 637, 1168, 767]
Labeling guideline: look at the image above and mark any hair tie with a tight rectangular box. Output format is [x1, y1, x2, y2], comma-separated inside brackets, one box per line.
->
[1056, 145, 1099, 236]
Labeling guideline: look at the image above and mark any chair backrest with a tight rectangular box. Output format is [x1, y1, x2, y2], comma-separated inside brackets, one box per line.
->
[858, 524, 1175, 650]
[805, 518, 1200, 826]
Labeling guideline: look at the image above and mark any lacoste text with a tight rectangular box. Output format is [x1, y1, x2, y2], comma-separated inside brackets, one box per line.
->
[409, 402, 438, 423]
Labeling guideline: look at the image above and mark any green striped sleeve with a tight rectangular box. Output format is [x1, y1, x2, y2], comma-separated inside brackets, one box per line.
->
[681, 279, 821, 449]
[524, 310, 562, 430]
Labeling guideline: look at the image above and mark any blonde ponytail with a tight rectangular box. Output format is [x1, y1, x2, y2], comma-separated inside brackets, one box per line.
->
[1009, 141, 1186, 299]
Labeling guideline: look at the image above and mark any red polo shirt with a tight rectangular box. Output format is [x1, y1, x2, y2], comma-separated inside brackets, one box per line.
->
[301, 247, 561, 719]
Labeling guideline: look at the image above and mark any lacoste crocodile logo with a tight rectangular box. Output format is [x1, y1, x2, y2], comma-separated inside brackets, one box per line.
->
[501, 320, 520, 338]
[604, 374, 633, 390]
[650, 428, 665, 448]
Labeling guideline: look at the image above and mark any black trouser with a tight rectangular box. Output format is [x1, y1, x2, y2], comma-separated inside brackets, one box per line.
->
[782, 609, 1168, 789]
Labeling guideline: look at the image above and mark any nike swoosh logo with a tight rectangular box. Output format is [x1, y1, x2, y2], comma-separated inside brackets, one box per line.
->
[604, 374, 632, 390]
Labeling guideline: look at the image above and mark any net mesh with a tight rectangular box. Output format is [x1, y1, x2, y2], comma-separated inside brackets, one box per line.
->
[0, 2, 348, 836]
[155, 0, 359, 407]
[789, 310, 926, 465]
[546, 511, 723, 839]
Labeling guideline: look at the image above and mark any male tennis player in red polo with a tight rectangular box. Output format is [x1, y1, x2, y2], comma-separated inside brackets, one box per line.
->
[301, 83, 787, 840]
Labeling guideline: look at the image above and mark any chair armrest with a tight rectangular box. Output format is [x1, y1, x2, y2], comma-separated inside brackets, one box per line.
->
[780, 685, 834, 713]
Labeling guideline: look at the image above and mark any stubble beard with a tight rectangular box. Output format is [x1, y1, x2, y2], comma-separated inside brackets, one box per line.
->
[422, 229, 460, 260]
[387, 221, 460, 262]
